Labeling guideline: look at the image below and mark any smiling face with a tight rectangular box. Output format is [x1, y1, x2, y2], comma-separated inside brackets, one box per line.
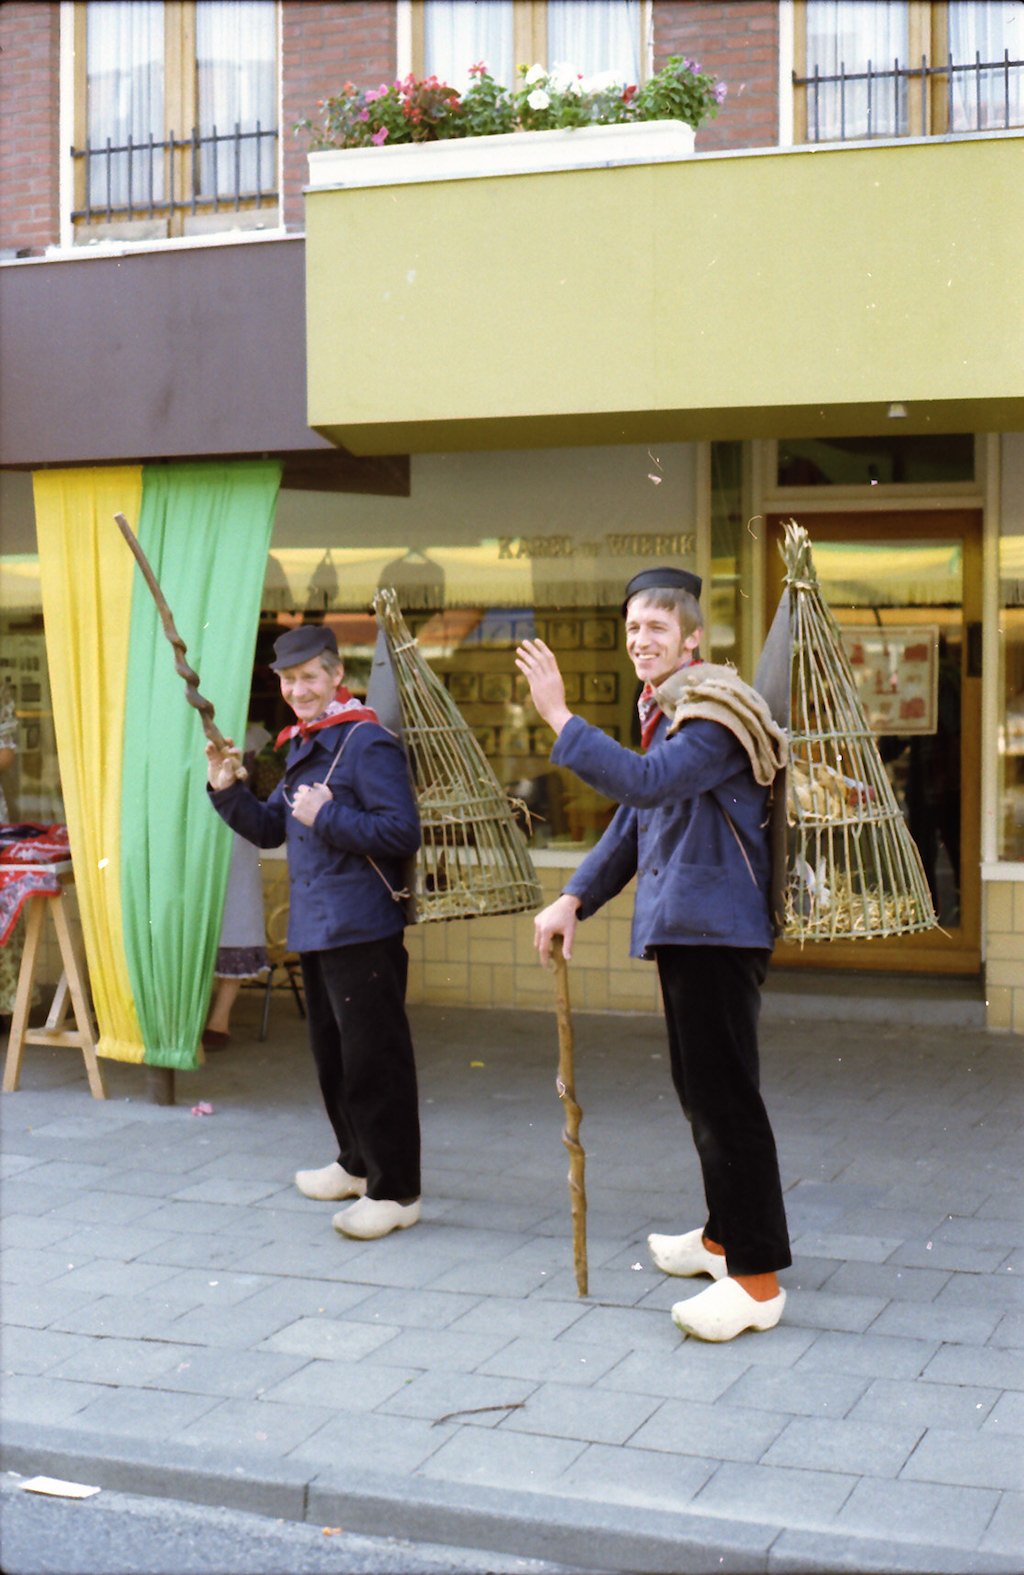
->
[277, 656, 341, 723]
[625, 594, 702, 687]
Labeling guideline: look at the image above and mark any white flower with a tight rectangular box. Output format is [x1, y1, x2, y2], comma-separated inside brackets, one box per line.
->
[523, 64, 546, 86]
[547, 63, 576, 94]
[580, 70, 623, 94]
[527, 88, 550, 110]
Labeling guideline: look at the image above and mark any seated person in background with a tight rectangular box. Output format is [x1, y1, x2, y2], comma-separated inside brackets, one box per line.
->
[202, 723, 271, 1050]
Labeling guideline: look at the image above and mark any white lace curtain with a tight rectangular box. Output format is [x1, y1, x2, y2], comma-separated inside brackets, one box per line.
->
[422, 0, 643, 90]
[423, 1, 515, 92]
[546, 0, 643, 85]
[806, 0, 1022, 140]
[86, 0, 164, 206]
[85, 0, 276, 210]
[804, 0, 908, 139]
[948, 0, 1023, 130]
[196, 1, 277, 197]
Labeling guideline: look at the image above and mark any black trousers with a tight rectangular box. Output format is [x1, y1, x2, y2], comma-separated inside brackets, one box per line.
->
[300, 933, 421, 1203]
[655, 944, 791, 1276]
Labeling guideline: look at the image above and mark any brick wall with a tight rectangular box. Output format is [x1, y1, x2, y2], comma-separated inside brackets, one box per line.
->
[653, 0, 779, 151]
[259, 858, 662, 1016]
[985, 880, 1024, 1033]
[404, 867, 663, 1016]
[282, 2, 397, 231]
[0, 4, 781, 252]
[0, 1, 61, 253]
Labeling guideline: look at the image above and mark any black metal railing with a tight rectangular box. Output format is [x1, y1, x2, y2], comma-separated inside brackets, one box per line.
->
[794, 51, 1022, 142]
[70, 122, 278, 225]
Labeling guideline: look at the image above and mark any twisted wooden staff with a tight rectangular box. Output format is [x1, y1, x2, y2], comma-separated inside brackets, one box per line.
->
[114, 512, 245, 778]
[552, 934, 588, 1297]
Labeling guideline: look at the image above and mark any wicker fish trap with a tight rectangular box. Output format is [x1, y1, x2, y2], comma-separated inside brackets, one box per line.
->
[372, 589, 543, 923]
[780, 520, 937, 942]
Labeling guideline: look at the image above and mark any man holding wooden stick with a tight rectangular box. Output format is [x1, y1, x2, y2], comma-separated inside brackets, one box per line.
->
[206, 625, 423, 1241]
[516, 569, 791, 1342]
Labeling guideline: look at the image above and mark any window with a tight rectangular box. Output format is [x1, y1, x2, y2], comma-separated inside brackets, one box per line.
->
[794, 1, 1024, 142]
[413, 0, 646, 93]
[1000, 531, 1024, 861]
[72, 0, 279, 242]
[0, 475, 62, 825]
[776, 435, 976, 489]
[264, 443, 697, 849]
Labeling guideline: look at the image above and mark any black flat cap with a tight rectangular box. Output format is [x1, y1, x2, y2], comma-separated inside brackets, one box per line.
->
[269, 625, 339, 671]
[621, 567, 702, 615]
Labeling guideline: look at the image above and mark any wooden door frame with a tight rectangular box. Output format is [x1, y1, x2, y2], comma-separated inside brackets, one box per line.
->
[767, 510, 982, 976]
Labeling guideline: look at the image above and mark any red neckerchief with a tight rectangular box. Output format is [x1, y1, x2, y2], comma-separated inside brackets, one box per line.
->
[638, 658, 703, 752]
[276, 687, 379, 748]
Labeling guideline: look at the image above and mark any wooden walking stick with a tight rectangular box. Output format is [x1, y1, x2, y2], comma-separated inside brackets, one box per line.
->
[114, 512, 245, 779]
[552, 935, 588, 1297]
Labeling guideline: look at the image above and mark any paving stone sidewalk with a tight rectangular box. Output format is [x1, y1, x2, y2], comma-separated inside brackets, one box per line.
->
[1, 990, 1022, 1574]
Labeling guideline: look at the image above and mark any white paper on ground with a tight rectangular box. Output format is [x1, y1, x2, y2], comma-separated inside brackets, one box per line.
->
[19, 1476, 101, 1499]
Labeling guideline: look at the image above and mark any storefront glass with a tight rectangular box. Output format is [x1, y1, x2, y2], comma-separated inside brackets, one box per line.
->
[3, 445, 698, 849]
[1000, 530, 1024, 861]
[709, 440, 751, 674]
[777, 434, 975, 488]
[0, 473, 62, 825]
[260, 445, 698, 848]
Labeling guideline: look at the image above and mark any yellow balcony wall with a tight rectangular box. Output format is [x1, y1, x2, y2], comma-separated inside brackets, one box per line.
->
[305, 133, 1024, 454]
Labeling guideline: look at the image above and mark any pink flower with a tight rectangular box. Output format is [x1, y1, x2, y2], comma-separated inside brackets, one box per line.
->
[371, 126, 389, 145]
[469, 61, 487, 77]
[357, 108, 369, 121]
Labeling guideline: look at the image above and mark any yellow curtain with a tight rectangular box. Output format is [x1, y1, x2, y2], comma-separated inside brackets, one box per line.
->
[34, 468, 146, 1062]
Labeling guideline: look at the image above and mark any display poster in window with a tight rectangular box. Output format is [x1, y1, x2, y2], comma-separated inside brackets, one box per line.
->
[840, 625, 939, 735]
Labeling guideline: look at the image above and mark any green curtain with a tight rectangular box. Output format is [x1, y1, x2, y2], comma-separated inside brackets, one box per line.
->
[120, 461, 282, 1069]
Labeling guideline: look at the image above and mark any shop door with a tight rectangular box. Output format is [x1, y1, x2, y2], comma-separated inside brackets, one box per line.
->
[766, 511, 981, 975]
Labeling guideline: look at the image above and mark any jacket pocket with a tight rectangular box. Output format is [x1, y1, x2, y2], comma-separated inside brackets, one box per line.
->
[660, 864, 735, 939]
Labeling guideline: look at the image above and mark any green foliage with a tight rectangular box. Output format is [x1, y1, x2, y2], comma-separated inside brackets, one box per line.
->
[296, 56, 725, 151]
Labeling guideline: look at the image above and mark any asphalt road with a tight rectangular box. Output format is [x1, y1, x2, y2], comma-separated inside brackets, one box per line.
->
[0, 1475, 600, 1575]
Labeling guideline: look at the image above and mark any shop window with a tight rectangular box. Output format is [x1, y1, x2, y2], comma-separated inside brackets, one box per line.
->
[413, 0, 646, 93]
[776, 434, 975, 489]
[1000, 532, 1024, 861]
[71, 0, 279, 243]
[0, 611, 63, 827]
[794, 1, 1024, 142]
[710, 440, 757, 678]
[261, 443, 697, 849]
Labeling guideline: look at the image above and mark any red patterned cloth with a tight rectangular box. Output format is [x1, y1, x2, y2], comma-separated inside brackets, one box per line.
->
[275, 688, 379, 748]
[637, 660, 704, 751]
[0, 825, 71, 945]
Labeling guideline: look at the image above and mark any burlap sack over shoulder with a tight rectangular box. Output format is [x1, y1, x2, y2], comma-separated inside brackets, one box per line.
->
[653, 662, 789, 788]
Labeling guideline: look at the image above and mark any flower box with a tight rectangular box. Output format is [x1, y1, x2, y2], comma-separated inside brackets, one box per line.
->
[306, 120, 696, 192]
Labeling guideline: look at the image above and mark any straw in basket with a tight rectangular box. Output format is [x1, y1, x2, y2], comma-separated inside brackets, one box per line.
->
[370, 589, 542, 923]
[773, 520, 937, 943]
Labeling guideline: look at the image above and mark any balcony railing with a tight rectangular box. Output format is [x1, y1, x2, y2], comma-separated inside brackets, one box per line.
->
[70, 123, 278, 227]
[794, 51, 1023, 142]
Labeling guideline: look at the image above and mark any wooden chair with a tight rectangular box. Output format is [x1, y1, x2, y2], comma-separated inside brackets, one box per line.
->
[259, 878, 305, 1041]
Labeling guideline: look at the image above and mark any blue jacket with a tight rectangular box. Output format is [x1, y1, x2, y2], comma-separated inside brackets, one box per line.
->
[209, 720, 420, 953]
[554, 711, 773, 955]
